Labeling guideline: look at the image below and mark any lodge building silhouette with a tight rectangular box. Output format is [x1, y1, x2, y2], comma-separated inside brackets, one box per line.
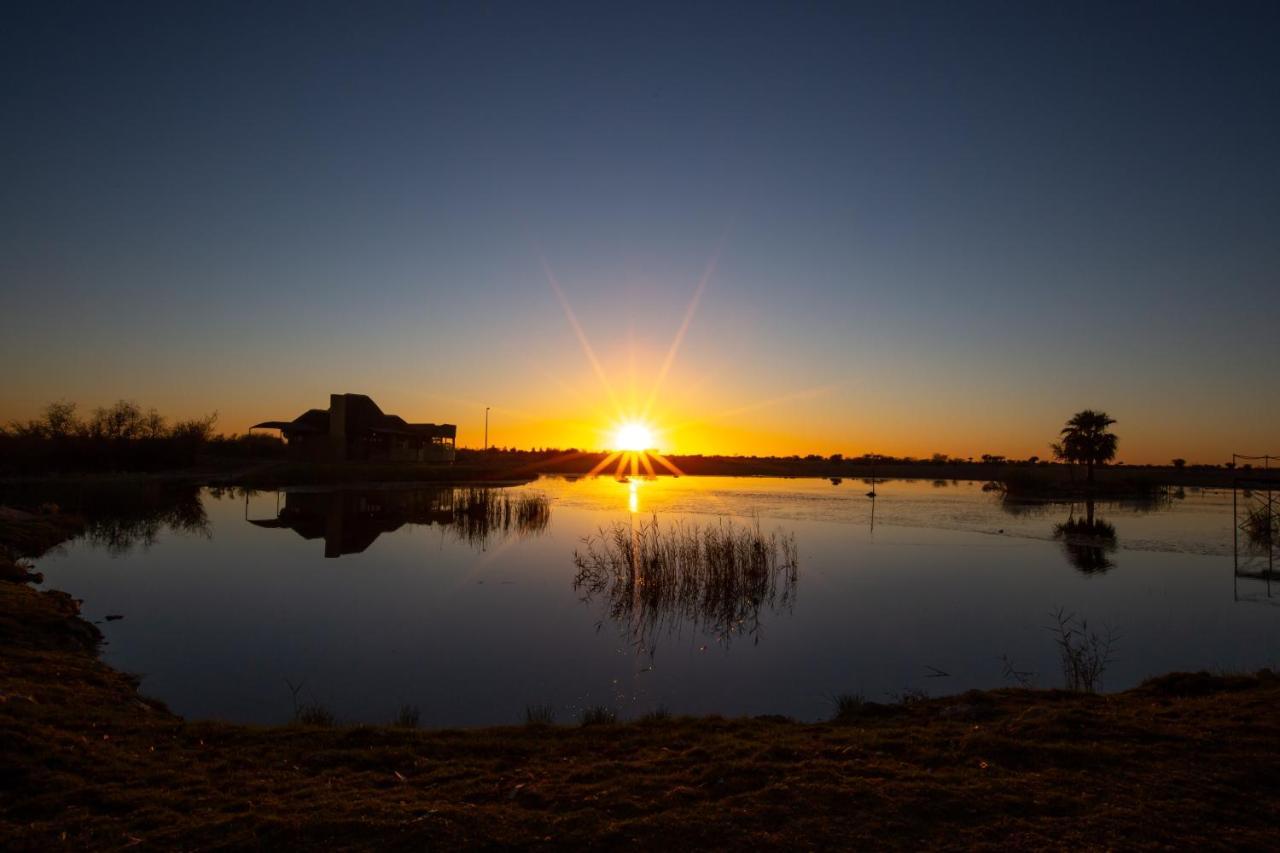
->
[253, 393, 456, 463]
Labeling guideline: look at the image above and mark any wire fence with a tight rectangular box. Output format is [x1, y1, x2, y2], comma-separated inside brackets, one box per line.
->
[1233, 454, 1279, 604]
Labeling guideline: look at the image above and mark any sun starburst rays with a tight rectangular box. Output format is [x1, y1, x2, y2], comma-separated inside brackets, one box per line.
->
[542, 232, 826, 478]
[542, 254, 696, 477]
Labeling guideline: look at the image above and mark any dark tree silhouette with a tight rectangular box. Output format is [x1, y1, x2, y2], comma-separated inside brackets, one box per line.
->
[1052, 410, 1118, 484]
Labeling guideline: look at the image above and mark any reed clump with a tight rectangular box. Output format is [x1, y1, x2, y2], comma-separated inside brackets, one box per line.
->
[524, 705, 556, 726]
[572, 514, 798, 651]
[579, 706, 617, 726]
[448, 489, 551, 546]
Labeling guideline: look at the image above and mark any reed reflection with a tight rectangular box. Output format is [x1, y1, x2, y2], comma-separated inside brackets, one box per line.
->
[248, 486, 550, 557]
[572, 514, 798, 660]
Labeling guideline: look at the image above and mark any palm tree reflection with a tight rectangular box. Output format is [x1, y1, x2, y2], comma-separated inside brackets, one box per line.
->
[1052, 499, 1118, 574]
[998, 494, 1128, 574]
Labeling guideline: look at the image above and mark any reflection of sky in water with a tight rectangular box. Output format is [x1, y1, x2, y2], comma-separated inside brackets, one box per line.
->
[36, 477, 1278, 726]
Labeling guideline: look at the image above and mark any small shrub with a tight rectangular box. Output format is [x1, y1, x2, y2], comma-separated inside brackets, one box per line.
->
[831, 693, 865, 721]
[1000, 654, 1036, 687]
[393, 704, 420, 728]
[286, 678, 334, 726]
[639, 705, 672, 723]
[525, 704, 556, 726]
[1242, 504, 1277, 548]
[580, 706, 617, 726]
[295, 702, 335, 727]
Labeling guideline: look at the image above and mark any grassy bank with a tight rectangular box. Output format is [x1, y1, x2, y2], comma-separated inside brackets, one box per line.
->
[3, 512, 1280, 849]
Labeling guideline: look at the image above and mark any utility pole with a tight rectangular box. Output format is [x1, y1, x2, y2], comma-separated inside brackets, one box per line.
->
[484, 407, 490, 451]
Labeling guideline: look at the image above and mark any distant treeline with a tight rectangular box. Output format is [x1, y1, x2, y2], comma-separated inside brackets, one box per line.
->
[454, 447, 1238, 472]
[0, 401, 284, 475]
[439, 448, 1252, 492]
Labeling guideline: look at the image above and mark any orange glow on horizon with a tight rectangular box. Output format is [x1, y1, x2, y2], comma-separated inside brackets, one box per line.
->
[7, 246, 1260, 467]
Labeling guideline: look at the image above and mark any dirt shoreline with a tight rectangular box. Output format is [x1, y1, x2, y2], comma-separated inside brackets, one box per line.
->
[3, 511, 1280, 849]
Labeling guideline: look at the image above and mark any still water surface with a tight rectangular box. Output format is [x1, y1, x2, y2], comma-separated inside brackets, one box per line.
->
[36, 476, 1277, 725]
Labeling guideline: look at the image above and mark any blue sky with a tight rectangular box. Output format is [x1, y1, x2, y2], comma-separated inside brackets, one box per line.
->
[3, 2, 1277, 460]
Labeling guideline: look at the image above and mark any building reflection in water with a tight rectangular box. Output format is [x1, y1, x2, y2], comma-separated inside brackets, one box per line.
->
[247, 486, 550, 557]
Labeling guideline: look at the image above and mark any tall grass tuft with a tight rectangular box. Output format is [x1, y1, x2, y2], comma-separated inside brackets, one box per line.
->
[831, 693, 866, 722]
[1048, 608, 1117, 692]
[572, 514, 799, 653]
[524, 704, 556, 726]
[392, 704, 420, 728]
[579, 706, 617, 726]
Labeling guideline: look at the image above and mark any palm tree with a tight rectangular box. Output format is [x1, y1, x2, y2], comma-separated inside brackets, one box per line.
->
[1053, 410, 1118, 484]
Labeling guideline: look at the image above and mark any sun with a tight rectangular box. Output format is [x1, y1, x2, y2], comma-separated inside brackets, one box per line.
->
[588, 420, 681, 479]
[613, 421, 654, 452]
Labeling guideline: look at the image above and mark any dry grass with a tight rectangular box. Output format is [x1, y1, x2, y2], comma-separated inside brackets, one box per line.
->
[3, 632, 1279, 850]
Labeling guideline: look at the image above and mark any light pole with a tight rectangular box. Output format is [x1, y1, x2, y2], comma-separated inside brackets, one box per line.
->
[484, 407, 490, 451]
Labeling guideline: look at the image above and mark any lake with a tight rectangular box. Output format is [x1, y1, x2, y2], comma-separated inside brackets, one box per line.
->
[30, 476, 1279, 726]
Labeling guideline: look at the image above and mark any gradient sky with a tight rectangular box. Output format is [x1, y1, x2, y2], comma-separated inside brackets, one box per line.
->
[3, 2, 1278, 463]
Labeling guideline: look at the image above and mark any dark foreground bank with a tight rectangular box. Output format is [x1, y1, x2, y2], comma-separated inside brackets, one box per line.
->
[2, 512, 1279, 850]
